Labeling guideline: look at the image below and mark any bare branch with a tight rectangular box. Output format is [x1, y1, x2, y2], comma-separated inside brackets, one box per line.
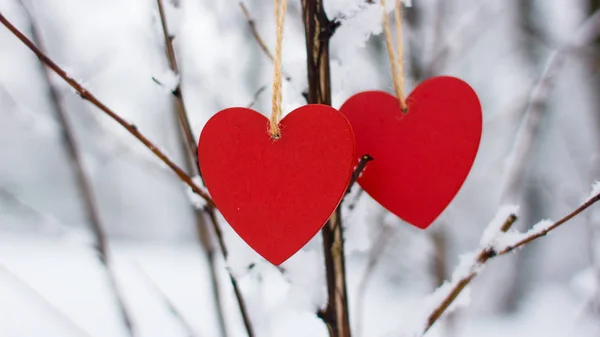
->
[246, 85, 268, 108]
[155, 1, 233, 336]
[424, 192, 600, 334]
[239, 2, 292, 82]
[498, 193, 600, 255]
[423, 215, 518, 333]
[156, 0, 198, 169]
[204, 206, 255, 337]
[239, 2, 274, 61]
[16, 4, 136, 335]
[1, 11, 259, 337]
[502, 8, 600, 203]
[0, 12, 214, 207]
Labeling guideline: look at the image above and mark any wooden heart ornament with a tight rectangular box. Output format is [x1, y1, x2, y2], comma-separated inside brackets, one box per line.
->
[339, 76, 482, 229]
[198, 105, 355, 265]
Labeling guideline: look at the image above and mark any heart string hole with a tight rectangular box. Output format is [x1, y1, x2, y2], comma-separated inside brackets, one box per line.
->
[272, 133, 280, 140]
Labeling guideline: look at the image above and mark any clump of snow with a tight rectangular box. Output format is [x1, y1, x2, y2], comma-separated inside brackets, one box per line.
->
[153, 69, 180, 94]
[492, 219, 554, 252]
[589, 181, 600, 200]
[280, 249, 326, 313]
[479, 205, 520, 247]
[342, 192, 383, 254]
[186, 175, 206, 210]
[385, 251, 479, 337]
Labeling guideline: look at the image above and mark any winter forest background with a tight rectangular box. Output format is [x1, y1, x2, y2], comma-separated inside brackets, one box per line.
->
[1, 0, 600, 336]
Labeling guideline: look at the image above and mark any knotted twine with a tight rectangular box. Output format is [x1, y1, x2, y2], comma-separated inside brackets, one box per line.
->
[269, 0, 288, 138]
[381, 0, 408, 112]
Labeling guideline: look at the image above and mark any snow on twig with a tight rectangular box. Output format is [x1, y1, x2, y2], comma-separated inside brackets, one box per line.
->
[413, 182, 600, 336]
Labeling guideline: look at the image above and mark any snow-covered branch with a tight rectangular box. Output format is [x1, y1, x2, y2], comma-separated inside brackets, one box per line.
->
[496, 188, 600, 256]
[411, 184, 600, 336]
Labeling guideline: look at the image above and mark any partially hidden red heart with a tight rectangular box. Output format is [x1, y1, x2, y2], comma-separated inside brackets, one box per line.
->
[339, 76, 482, 229]
[198, 105, 355, 265]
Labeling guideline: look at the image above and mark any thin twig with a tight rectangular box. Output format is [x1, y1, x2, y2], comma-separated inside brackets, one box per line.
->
[423, 215, 518, 333]
[502, 8, 600, 203]
[500, 49, 564, 203]
[246, 85, 267, 109]
[346, 188, 364, 211]
[239, 2, 274, 61]
[15, 4, 136, 335]
[498, 193, 600, 255]
[155, 1, 231, 336]
[0, 12, 214, 208]
[134, 264, 199, 337]
[156, 0, 199, 169]
[424, 192, 600, 334]
[0, 265, 93, 337]
[340, 155, 373, 220]
[204, 206, 255, 337]
[1, 12, 258, 336]
[345, 155, 374, 196]
[239, 2, 292, 82]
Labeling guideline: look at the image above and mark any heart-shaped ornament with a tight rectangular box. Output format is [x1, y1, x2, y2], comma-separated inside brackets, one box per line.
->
[339, 76, 482, 229]
[198, 105, 355, 265]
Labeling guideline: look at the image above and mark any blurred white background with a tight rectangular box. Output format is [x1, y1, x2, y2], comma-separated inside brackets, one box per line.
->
[0, 0, 599, 336]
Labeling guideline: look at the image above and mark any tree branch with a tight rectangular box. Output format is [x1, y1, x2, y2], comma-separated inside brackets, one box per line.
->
[423, 214, 518, 333]
[424, 192, 600, 334]
[155, 2, 233, 336]
[156, 0, 199, 171]
[0, 11, 256, 337]
[0, 11, 214, 207]
[16, 4, 135, 335]
[502, 8, 600, 203]
[345, 155, 373, 196]
[239, 2, 292, 83]
[498, 193, 600, 255]
[239, 2, 274, 61]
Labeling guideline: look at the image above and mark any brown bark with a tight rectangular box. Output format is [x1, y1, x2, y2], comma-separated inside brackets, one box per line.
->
[300, 1, 350, 337]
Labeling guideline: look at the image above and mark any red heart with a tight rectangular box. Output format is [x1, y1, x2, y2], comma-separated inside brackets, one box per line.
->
[339, 76, 482, 229]
[198, 105, 355, 265]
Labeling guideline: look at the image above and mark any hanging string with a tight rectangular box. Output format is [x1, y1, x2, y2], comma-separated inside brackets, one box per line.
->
[269, 0, 288, 138]
[381, 0, 408, 112]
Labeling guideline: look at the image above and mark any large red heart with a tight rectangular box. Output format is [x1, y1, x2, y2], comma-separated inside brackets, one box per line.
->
[198, 105, 355, 265]
[339, 76, 482, 229]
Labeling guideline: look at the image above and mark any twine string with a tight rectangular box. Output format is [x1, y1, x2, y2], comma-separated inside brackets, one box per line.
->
[381, 0, 408, 111]
[269, 0, 288, 138]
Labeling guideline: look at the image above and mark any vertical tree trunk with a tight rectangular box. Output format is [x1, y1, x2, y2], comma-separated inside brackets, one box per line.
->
[300, 2, 350, 337]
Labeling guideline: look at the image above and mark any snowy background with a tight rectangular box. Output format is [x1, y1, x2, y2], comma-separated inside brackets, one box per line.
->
[1, 0, 600, 336]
